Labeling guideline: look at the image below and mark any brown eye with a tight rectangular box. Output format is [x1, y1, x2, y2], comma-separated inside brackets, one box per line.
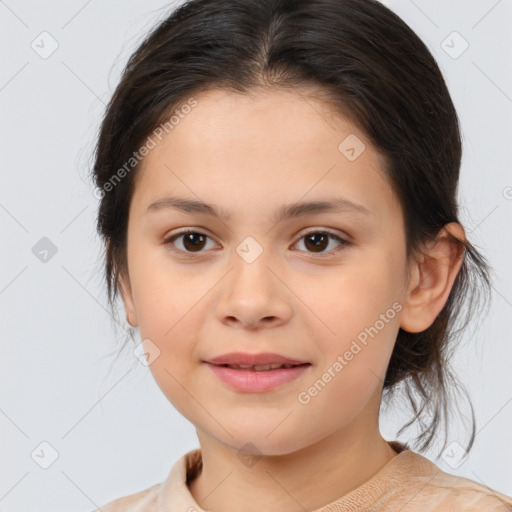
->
[164, 230, 215, 253]
[163, 229, 351, 257]
[304, 232, 329, 253]
[181, 232, 207, 252]
[293, 230, 351, 255]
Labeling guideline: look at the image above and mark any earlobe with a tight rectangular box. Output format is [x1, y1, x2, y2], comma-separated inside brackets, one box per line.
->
[399, 223, 466, 333]
[118, 271, 139, 327]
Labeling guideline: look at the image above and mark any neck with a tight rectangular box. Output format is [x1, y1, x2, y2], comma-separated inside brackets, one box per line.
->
[189, 417, 398, 512]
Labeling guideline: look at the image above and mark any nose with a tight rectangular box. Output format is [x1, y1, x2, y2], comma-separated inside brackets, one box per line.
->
[214, 249, 293, 330]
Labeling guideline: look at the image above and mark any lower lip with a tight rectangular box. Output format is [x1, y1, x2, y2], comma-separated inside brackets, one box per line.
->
[205, 363, 311, 393]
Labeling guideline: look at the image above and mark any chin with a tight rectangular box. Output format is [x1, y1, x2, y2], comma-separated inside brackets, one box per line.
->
[213, 429, 314, 459]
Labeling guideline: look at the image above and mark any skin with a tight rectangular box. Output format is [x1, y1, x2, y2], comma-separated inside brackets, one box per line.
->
[118, 87, 465, 512]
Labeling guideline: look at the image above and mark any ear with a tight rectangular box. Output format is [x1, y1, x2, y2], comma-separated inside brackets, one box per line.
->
[400, 222, 466, 333]
[118, 268, 138, 327]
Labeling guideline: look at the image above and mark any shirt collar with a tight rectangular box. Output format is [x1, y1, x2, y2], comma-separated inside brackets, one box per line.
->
[156, 441, 435, 512]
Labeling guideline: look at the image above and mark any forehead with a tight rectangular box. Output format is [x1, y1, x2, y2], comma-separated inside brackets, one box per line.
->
[130, 87, 400, 224]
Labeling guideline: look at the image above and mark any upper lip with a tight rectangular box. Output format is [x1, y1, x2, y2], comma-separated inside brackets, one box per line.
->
[205, 352, 309, 366]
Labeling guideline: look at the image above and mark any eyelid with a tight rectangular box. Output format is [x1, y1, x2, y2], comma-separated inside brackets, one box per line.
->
[163, 228, 220, 253]
[296, 226, 350, 241]
[292, 227, 352, 256]
[163, 226, 352, 255]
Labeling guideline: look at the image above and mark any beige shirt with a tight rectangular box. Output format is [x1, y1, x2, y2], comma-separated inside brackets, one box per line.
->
[93, 441, 512, 511]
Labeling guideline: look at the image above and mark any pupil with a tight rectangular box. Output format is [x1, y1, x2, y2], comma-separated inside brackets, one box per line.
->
[305, 233, 328, 252]
[184, 233, 206, 251]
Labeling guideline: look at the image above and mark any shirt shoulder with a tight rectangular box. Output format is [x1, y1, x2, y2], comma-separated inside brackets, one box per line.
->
[89, 482, 161, 512]
[416, 469, 512, 511]
[87, 448, 203, 512]
[354, 445, 512, 512]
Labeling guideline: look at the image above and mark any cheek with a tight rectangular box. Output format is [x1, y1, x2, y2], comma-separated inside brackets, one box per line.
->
[314, 256, 403, 336]
[128, 247, 198, 335]
[304, 310, 398, 428]
[307, 249, 404, 384]
[131, 265, 204, 410]
[128, 261, 215, 394]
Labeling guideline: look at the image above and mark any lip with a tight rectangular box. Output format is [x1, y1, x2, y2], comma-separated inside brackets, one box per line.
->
[205, 352, 309, 366]
[205, 362, 311, 393]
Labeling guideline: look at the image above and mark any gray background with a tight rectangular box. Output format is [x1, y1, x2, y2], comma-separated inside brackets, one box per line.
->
[1, 0, 511, 510]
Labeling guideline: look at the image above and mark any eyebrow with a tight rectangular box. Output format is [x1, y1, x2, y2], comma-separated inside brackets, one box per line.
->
[146, 195, 372, 223]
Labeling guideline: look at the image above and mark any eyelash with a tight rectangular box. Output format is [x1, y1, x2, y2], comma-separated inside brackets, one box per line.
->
[162, 228, 352, 257]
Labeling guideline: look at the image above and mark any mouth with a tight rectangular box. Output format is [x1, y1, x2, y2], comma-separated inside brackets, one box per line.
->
[204, 351, 310, 367]
[210, 363, 310, 371]
[204, 362, 312, 392]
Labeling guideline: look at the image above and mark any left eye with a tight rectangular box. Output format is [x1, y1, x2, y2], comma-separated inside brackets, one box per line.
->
[163, 229, 350, 255]
[293, 230, 351, 255]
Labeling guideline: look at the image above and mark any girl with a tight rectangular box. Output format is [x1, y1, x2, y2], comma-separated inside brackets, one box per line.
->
[90, 0, 512, 510]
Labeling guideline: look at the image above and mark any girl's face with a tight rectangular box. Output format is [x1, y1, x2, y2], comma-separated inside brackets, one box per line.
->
[120, 87, 413, 455]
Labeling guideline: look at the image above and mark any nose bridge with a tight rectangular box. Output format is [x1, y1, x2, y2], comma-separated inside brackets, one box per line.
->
[214, 233, 292, 327]
[230, 234, 276, 298]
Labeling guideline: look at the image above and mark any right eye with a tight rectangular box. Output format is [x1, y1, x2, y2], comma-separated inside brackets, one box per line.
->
[163, 229, 218, 254]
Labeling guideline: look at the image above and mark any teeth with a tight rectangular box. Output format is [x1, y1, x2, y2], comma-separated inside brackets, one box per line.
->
[254, 364, 271, 371]
[225, 363, 297, 371]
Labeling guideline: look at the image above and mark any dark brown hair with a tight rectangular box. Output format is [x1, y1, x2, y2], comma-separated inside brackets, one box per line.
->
[91, 0, 492, 456]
